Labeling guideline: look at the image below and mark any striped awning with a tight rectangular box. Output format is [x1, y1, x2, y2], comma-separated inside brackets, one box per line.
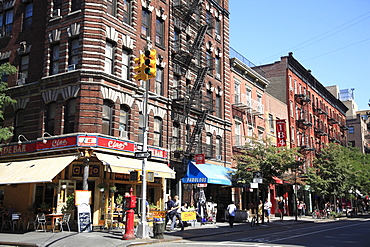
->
[0, 155, 77, 184]
[96, 153, 175, 179]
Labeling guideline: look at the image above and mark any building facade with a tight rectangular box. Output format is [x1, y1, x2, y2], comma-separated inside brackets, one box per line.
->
[0, 0, 233, 227]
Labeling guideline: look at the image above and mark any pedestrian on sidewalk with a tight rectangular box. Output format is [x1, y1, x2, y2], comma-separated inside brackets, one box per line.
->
[278, 198, 285, 221]
[165, 195, 174, 228]
[227, 201, 237, 228]
[264, 199, 272, 223]
[170, 195, 182, 231]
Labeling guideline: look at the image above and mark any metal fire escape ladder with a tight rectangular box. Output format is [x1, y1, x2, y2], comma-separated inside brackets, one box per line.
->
[185, 109, 209, 155]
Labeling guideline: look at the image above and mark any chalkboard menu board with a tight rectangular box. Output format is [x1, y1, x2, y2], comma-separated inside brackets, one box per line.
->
[77, 203, 92, 233]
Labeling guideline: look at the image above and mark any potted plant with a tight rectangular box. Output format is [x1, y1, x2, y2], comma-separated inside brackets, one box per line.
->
[40, 202, 51, 213]
[61, 193, 75, 214]
[115, 194, 124, 211]
[98, 183, 107, 192]
[110, 186, 117, 193]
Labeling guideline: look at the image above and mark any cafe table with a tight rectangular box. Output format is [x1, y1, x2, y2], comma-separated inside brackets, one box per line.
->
[45, 213, 63, 232]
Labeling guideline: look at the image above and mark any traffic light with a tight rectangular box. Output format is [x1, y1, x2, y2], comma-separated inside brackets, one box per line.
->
[143, 49, 156, 79]
[133, 54, 147, 81]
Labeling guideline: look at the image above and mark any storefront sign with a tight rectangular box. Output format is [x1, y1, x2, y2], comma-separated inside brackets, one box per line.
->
[77, 203, 92, 233]
[75, 190, 92, 205]
[276, 119, 287, 147]
[0, 143, 37, 155]
[38, 136, 78, 150]
[195, 154, 205, 164]
[183, 177, 207, 183]
[148, 147, 168, 159]
[197, 183, 207, 187]
[98, 137, 135, 152]
[72, 165, 100, 177]
[181, 211, 196, 221]
[152, 211, 166, 219]
[77, 136, 97, 146]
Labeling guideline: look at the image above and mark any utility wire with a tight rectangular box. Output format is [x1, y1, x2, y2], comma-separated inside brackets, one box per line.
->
[257, 10, 370, 64]
[302, 37, 370, 62]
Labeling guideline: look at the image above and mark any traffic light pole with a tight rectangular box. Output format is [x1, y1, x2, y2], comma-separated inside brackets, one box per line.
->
[136, 78, 150, 239]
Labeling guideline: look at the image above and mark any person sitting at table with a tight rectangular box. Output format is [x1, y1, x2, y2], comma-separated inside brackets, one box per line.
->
[5, 204, 16, 220]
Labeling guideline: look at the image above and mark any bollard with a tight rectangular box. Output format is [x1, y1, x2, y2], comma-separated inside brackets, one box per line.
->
[123, 188, 136, 240]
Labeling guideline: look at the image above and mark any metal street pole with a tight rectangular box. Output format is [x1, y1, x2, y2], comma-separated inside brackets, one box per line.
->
[136, 78, 150, 239]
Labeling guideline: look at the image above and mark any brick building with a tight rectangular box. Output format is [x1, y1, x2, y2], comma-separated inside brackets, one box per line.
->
[0, 0, 233, 227]
[254, 52, 348, 213]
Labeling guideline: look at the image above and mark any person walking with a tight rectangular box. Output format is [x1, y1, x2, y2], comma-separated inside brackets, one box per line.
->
[278, 198, 285, 221]
[170, 195, 182, 231]
[227, 201, 237, 228]
[165, 196, 174, 228]
[264, 199, 272, 223]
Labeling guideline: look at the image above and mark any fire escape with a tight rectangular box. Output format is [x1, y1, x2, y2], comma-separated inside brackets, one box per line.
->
[171, 0, 214, 161]
[295, 94, 315, 153]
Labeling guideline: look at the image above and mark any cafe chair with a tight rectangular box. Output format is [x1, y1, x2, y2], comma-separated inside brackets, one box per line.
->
[36, 213, 46, 232]
[53, 213, 71, 232]
[105, 213, 118, 232]
[26, 215, 38, 231]
[1, 213, 22, 231]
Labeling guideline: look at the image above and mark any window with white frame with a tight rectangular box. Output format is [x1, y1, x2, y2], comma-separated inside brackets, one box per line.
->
[156, 19, 164, 46]
[215, 94, 222, 118]
[138, 112, 144, 143]
[122, 49, 129, 80]
[141, 9, 150, 37]
[102, 100, 113, 136]
[234, 120, 241, 146]
[234, 79, 240, 103]
[268, 114, 274, 133]
[206, 133, 213, 158]
[107, 0, 117, 16]
[216, 136, 222, 159]
[51, 44, 60, 75]
[155, 68, 163, 96]
[122, 0, 131, 25]
[172, 122, 180, 149]
[69, 38, 79, 67]
[64, 98, 76, 134]
[23, 3, 33, 32]
[119, 104, 130, 138]
[105, 41, 114, 74]
[19, 55, 29, 82]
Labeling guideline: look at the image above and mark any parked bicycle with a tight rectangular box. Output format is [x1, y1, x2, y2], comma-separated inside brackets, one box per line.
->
[312, 209, 328, 219]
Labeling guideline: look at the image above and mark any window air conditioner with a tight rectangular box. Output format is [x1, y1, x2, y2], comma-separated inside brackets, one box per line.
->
[216, 155, 222, 160]
[67, 64, 76, 71]
[52, 9, 61, 17]
[120, 130, 128, 139]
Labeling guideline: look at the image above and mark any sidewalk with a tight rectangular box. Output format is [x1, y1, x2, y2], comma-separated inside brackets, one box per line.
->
[0, 216, 334, 247]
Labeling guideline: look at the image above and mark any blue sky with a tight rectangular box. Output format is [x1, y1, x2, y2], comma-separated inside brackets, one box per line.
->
[229, 0, 370, 111]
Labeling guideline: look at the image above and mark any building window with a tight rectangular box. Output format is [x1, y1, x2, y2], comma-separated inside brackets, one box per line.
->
[154, 117, 163, 147]
[122, 0, 131, 24]
[268, 114, 274, 132]
[172, 122, 180, 149]
[206, 51, 213, 75]
[174, 29, 180, 52]
[291, 126, 295, 143]
[64, 98, 76, 134]
[19, 55, 29, 83]
[13, 110, 25, 143]
[156, 19, 164, 46]
[215, 57, 221, 79]
[69, 39, 79, 67]
[46, 102, 56, 135]
[216, 136, 222, 159]
[206, 10, 212, 35]
[234, 80, 240, 103]
[23, 3, 33, 32]
[234, 121, 241, 146]
[71, 0, 82, 12]
[172, 75, 180, 99]
[205, 133, 213, 158]
[102, 100, 113, 136]
[107, 0, 117, 16]
[348, 126, 354, 134]
[138, 112, 144, 143]
[207, 89, 213, 113]
[155, 68, 163, 96]
[141, 9, 150, 37]
[53, 0, 62, 9]
[119, 104, 130, 139]
[105, 41, 114, 74]
[215, 19, 221, 36]
[215, 94, 222, 118]
[0, 9, 14, 37]
[122, 49, 129, 80]
[51, 44, 60, 75]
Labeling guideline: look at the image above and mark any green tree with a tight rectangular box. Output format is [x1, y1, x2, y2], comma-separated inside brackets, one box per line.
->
[233, 137, 302, 187]
[0, 63, 17, 142]
[307, 143, 354, 207]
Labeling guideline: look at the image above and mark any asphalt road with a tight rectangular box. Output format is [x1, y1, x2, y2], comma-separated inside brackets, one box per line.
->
[146, 218, 370, 247]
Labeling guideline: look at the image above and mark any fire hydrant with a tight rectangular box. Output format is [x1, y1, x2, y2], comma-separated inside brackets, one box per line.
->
[123, 187, 136, 240]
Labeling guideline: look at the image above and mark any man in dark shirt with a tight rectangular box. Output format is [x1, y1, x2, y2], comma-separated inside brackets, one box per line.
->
[165, 196, 174, 228]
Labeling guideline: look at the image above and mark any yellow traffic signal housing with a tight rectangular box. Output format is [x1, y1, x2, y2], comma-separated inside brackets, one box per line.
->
[133, 54, 147, 81]
[144, 49, 157, 79]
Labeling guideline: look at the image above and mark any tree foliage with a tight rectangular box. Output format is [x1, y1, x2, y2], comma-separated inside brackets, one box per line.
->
[233, 137, 302, 186]
[307, 143, 370, 201]
[0, 63, 17, 142]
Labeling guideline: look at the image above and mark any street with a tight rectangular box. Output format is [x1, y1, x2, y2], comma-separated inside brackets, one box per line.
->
[147, 218, 370, 247]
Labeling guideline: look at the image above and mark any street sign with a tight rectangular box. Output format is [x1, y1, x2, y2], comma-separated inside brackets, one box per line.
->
[134, 151, 152, 159]
[253, 178, 263, 184]
[250, 182, 258, 188]
[197, 183, 207, 187]
[195, 154, 205, 164]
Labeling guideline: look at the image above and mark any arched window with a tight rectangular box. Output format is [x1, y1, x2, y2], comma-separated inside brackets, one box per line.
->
[154, 117, 163, 147]
[102, 100, 113, 135]
[119, 104, 130, 139]
[64, 98, 76, 134]
[46, 102, 56, 135]
[216, 136, 222, 160]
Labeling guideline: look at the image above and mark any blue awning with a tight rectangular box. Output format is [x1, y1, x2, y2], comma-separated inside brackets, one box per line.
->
[181, 162, 235, 186]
